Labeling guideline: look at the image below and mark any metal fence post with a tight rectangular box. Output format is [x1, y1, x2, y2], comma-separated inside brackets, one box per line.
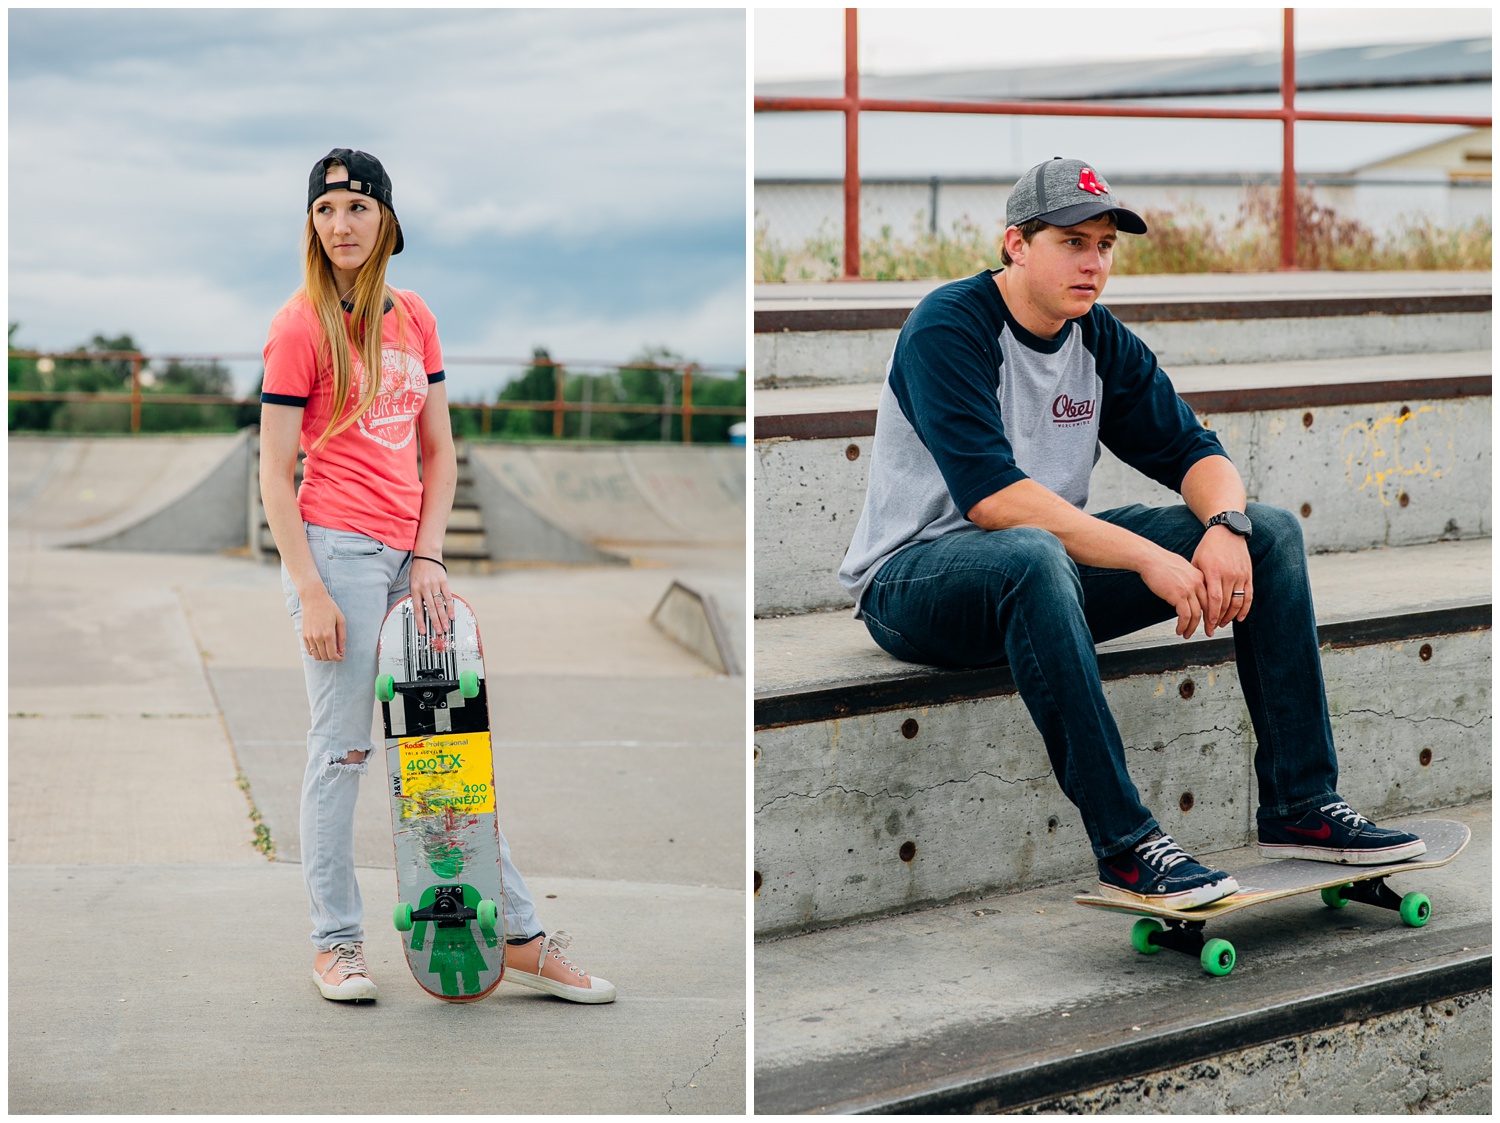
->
[842, 7, 861, 280]
[129, 354, 143, 433]
[1281, 7, 1298, 271]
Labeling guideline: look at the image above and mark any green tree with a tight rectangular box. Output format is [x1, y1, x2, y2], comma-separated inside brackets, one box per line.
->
[687, 367, 746, 444]
[8, 323, 57, 432]
[139, 356, 239, 432]
[495, 347, 560, 439]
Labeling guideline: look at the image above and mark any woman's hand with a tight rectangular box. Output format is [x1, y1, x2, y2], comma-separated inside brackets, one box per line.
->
[301, 586, 347, 661]
[410, 556, 453, 635]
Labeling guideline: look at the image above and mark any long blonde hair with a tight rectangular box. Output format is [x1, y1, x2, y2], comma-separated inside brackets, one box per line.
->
[300, 174, 406, 450]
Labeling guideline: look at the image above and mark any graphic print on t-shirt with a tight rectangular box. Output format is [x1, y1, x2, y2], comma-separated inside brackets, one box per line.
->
[355, 347, 429, 451]
[996, 324, 1101, 508]
[1051, 392, 1097, 428]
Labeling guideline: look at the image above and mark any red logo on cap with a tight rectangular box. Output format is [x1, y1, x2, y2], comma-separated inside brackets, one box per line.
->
[1077, 168, 1109, 196]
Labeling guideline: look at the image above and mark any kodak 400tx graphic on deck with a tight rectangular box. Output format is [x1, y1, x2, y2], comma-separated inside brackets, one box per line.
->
[377, 593, 506, 1001]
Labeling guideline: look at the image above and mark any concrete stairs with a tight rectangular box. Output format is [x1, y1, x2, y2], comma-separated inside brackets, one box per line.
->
[249, 436, 492, 569]
[751, 273, 1493, 1112]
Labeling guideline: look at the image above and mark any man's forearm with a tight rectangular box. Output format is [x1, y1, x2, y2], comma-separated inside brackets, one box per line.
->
[1180, 455, 1248, 526]
[966, 478, 1161, 572]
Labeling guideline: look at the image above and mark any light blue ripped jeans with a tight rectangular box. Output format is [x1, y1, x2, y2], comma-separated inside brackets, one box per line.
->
[283, 522, 541, 951]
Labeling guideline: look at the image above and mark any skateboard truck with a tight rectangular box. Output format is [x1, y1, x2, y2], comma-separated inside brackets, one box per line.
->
[400, 671, 459, 713]
[394, 886, 500, 933]
[413, 885, 475, 929]
[1322, 877, 1431, 926]
[1132, 917, 1237, 976]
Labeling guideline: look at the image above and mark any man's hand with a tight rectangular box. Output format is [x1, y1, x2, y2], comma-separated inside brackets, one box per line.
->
[1192, 525, 1253, 637]
[1139, 547, 1210, 639]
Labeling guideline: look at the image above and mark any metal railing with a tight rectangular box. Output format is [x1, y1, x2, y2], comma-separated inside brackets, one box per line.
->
[7, 350, 745, 443]
[754, 8, 1493, 278]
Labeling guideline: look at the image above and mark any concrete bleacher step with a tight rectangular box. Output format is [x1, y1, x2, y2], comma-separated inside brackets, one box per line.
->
[754, 350, 1492, 616]
[753, 798, 1491, 1114]
[754, 537, 1491, 939]
[754, 271, 1492, 387]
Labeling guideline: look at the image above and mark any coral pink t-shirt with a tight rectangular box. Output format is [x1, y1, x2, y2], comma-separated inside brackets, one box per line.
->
[261, 289, 445, 550]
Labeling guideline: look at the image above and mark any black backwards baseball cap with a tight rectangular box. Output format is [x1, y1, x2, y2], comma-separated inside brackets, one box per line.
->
[308, 148, 404, 255]
[1006, 157, 1147, 236]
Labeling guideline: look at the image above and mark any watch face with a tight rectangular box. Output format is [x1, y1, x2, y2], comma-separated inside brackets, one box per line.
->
[1223, 511, 1253, 535]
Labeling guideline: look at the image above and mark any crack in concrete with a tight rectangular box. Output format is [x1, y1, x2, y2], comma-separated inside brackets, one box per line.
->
[756, 768, 1055, 814]
[1127, 724, 1246, 753]
[662, 1011, 744, 1113]
[1334, 706, 1489, 731]
[757, 708, 1485, 816]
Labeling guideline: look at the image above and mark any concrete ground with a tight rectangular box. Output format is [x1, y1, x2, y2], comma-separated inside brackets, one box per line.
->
[9, 544, 746, 1114]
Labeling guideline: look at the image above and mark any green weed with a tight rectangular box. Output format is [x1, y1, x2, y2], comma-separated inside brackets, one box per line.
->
[754, 187, 1491, 282]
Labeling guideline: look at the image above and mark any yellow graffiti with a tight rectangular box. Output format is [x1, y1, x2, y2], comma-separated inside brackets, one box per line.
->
[1340, 406, 1453, 507]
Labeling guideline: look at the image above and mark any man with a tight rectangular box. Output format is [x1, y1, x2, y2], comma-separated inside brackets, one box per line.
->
[838, 156, 1425, 910]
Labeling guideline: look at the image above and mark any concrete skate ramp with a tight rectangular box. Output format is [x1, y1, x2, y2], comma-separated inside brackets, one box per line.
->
[468, 444, 745, 555]
[10, 432, 251, 552]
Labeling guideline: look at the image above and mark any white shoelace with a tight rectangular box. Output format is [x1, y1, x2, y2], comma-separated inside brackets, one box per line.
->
[540, 930, 583, 976]
[1135, 833, 1192, 871]
[329, 942, 371, 981]
[1320, 801, 1370, 828]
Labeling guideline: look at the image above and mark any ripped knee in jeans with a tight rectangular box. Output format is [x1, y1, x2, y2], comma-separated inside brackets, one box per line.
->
[324, 748, 370, 776]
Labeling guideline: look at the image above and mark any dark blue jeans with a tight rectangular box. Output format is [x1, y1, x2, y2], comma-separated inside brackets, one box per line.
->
[860, 502, 1340, 859]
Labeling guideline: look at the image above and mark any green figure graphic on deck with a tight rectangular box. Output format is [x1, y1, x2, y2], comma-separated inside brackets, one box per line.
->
[410, 883, 501, 997]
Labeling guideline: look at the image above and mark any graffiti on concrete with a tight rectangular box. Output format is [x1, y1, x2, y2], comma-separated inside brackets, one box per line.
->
[1341, 405, 1454, 507]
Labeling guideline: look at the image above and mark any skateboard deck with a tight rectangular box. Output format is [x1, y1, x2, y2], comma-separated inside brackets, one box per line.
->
[1074, 819, 1469, 976]
[377, 593, 506, 1001]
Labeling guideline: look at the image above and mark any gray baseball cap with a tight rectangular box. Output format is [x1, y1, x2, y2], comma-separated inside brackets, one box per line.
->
[1006, 157, 1147, 235]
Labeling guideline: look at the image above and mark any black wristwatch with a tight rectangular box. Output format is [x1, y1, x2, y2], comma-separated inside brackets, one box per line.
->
[1205, 510, 1253, 538]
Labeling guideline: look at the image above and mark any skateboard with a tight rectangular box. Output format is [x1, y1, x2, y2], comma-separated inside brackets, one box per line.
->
[377, 593, 506, 1001]
[1074, 819, 1469, 976]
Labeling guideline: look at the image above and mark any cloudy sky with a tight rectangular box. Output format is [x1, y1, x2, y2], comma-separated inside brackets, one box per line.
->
[9, 9, 746, 398]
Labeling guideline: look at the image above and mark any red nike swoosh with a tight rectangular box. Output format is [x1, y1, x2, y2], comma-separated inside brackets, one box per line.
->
[1108, 861, 1140, 885]
[1286, 822, 1332, 839]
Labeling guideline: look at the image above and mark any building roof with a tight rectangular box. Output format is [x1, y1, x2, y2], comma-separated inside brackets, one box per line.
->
[757, 37, 1492, 102]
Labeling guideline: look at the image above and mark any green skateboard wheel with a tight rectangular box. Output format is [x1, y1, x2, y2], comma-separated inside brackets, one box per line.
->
[1399, 892, 1431, 928]
[477, 898, 499, 933]
[1130, 917, 1164, 955]
[393, 902, 414, 932]
[1321, 885, 1351, 909]
[1201, 938, 1236, 976]
[376, 674, 395, 703]
[459, 669, 480, 699]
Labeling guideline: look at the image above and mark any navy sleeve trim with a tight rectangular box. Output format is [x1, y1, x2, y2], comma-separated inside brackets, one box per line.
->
[260, 392, 308, 406]
[427, 369, 445, 383]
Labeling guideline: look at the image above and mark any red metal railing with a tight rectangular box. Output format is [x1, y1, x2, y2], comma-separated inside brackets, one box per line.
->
[7, 350, 745, 442]
[755, 8, 1493, 277]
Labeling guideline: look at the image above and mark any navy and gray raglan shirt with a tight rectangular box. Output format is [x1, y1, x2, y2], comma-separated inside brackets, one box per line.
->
[838, 269, 1228, 616]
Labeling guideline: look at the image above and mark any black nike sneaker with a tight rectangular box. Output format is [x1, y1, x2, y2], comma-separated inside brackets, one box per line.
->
[1096, 830, 1239, 909]
[1258, 800, 1427, 864]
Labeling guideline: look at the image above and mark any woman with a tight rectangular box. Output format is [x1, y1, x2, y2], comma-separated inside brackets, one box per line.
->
[260, 147, 614, 1004]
